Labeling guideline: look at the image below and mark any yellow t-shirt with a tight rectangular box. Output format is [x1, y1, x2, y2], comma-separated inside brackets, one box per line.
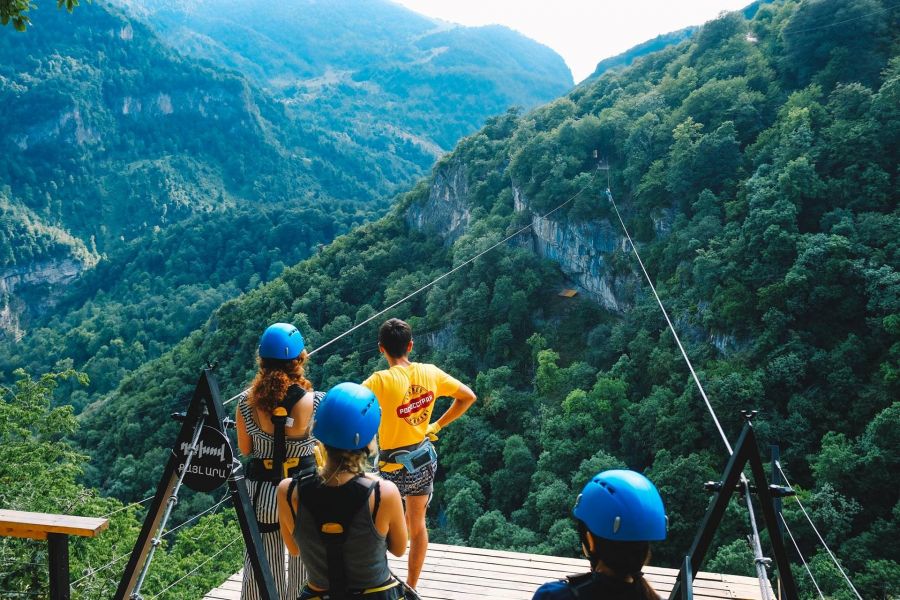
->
[362, 363, 462, 471]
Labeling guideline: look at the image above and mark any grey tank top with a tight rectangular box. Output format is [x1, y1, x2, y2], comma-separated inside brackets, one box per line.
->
[293, 476, 391, 590]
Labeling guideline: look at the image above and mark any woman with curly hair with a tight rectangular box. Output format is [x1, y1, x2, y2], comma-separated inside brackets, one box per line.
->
[236, 323, 321, 600]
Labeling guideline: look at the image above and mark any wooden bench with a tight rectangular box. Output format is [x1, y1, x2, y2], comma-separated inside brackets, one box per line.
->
[0, 509, 109, 600]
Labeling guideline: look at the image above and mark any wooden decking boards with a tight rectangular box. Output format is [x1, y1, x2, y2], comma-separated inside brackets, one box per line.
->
[204, 542, 769, 600]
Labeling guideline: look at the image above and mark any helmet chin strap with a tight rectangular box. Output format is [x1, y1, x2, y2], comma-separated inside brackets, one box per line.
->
[578, 526, 602, 572]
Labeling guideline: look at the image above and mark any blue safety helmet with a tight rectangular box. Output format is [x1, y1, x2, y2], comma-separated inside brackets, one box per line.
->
[573, 469, 667, 542]
[313, 383, 381, 450]
[258, 323, 305, 360]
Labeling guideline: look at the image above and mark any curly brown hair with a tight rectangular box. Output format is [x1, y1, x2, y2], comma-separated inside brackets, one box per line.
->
[247, 351, 313, 414]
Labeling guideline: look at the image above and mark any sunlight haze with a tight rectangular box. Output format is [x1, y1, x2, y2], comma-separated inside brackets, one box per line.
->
[391, 0, 754, 81]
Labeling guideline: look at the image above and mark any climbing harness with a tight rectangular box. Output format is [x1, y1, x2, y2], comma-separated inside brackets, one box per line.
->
[380, 439, 437, 474]
[565, 571, 646, 599]
[288, 475, 418, 600]
[244, 384, 318, 533]
[245, 385, 316, 484]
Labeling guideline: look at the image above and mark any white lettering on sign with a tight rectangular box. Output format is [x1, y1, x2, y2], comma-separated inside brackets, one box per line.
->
[179, 439, 227, 461]
[177, 463, 230, 480]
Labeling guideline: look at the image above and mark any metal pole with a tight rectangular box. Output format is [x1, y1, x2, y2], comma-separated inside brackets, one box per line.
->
[772, 446, 784, 600]
[681, 555, 693, 600]
[743, 479, 773, 600]
[130, 418, 205, 599]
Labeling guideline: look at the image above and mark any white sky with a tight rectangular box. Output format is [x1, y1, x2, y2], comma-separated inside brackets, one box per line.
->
[392, 0, 753, 82]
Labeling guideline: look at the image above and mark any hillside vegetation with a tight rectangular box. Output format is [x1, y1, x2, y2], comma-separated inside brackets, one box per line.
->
[115, 0, 573, 165]
[1, 0, 898, 598]
[67, 1, 899, 597]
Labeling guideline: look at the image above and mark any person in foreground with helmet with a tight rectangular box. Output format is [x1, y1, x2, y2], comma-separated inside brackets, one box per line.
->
[363, 318, 476, 590]
[236, 323, 322, 600]
[532, 470, 667, 600]
[277, 382, 411, 600]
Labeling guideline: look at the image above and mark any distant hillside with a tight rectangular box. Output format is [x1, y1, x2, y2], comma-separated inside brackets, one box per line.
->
[114, 0, 574, 161]
[0, 1, 366, 333]
[586, 0, 773, 81]
[588, 26, 698, 80]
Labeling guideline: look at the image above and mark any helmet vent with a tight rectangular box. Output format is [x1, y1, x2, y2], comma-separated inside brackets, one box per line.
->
[613, 516, 621, 533]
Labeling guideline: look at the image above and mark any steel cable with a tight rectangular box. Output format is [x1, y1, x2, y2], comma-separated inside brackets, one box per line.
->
[780, 513, 825, 600]
[223, 173, 598, 405]
[144, 535, 242, 599]
[775, 462, 862, 600]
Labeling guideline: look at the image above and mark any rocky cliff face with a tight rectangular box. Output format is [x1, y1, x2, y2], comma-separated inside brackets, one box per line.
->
[0, 257, 94, 339]
[405, 161, 471, 245]
[512, 186, 636, 312]
[404, 160, 634, 311]
[405, 162, 748, 354]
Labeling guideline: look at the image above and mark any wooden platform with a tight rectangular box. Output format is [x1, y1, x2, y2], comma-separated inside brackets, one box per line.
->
[204, 542, 769, 600]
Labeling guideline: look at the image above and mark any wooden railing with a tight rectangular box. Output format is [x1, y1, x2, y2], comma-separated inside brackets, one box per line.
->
[0, 509, 109, 600]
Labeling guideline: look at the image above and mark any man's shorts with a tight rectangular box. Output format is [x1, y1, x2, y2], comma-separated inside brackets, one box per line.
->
[379, 457, 437, 498]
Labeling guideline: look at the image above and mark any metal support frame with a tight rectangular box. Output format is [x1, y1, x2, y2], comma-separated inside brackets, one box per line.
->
[772, 445, 784, 600]
[669, 418, 799, 600]
[114, 369, 278, 600]
[681, 556, 693, 600]
[48, 533, 70, 600]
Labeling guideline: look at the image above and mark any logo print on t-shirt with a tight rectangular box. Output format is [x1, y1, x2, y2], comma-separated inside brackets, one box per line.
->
[396, 384, 434, 426]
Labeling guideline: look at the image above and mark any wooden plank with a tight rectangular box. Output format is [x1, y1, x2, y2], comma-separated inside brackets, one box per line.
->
[0, 509, 108, 541]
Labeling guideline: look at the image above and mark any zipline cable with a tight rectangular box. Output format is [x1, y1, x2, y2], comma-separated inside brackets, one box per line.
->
[779, 513, 825, 600]
[604, 188, 732, 454]
[306, 176, 595, 356]
[781, 2, 900, 35]
[101, 494, 156, 519]
[223, 172, 598, 406]
[144, 535, 242, 600]
[775, 462, 863, 600]
[71, 551, 133, 587]
[70, 495, 230, 591]
[603, 186, 772, 599]
[160, 494, 231, 538]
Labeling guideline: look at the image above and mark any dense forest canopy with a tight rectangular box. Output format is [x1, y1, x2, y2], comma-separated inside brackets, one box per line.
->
[1, 0, 899, 598]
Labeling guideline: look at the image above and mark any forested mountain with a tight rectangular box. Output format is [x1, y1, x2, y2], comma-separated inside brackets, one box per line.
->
[586, 0, 772, 81]
[61, 0, 900, 597]
[114, 0, 573, 162]
[0, 0, 573, 401]
[588, 27, 699, 81]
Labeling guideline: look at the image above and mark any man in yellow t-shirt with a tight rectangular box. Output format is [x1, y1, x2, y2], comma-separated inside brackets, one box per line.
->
[362, 318, 476, 590]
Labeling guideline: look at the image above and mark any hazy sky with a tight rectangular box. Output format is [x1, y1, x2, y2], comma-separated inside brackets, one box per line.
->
[392, 0, 752, 82]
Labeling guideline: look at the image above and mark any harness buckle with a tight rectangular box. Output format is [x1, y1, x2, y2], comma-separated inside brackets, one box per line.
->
[263, 456, 301, 478]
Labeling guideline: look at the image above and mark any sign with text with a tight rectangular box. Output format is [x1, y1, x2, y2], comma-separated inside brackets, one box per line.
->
[177, 426, 233, 492]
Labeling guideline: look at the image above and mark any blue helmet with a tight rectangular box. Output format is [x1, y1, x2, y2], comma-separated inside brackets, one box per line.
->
[573, 470, 667, 542]
[313, 383, 381, 450]
[259, 323, 305, 360]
